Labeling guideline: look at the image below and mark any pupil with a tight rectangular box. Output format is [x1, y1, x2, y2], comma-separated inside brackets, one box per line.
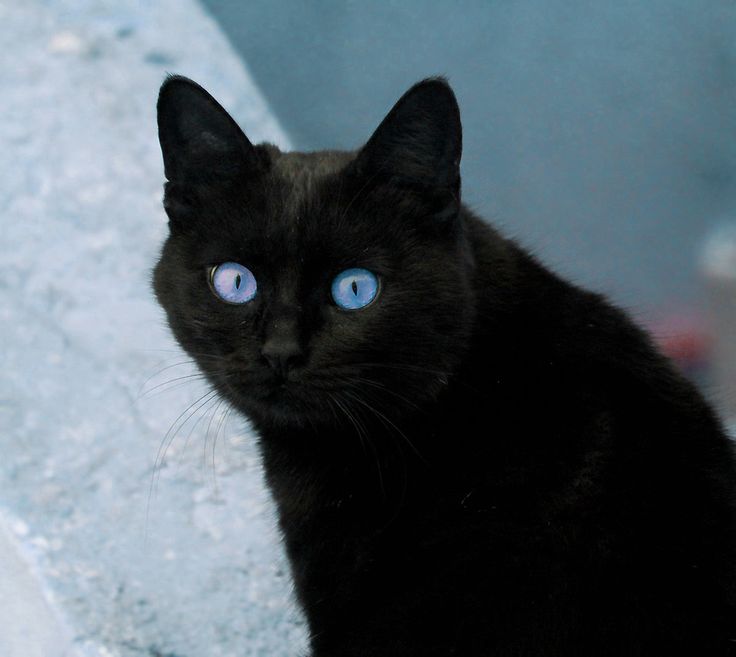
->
[351, 280, 358, 296]
[235, 274, 241, 289]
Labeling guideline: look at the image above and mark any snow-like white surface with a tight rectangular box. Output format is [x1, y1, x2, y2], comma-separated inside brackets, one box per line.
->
[0, 1, 306, 655]
[0, 513, 78, 657]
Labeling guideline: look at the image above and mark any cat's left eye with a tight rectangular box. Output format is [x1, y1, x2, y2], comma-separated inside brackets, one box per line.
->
[331, 268, 379, 310]
[210, 262, 257, 304]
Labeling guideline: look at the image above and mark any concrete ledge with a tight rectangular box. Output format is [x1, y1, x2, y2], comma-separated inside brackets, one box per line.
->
[1, 1, 305, 655]
[0, 513, 79, 657]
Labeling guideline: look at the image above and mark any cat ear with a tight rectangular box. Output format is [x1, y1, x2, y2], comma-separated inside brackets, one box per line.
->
[157, 75, 261, 185]
[354, 77, 462, 201]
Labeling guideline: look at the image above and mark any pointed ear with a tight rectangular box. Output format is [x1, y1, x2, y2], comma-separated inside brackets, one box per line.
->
[157, 75, 261, 184]
[354, 78, 462, 197]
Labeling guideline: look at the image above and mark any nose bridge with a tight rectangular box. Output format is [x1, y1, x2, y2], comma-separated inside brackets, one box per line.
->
[265, 306, 299, 345]
[264, 270, 302, 341]
[261, 278, 305, 376]
[263, 267, 302, 351]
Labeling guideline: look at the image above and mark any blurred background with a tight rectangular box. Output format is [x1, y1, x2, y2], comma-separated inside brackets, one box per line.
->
[203, 0, 736, 396]
[1, 1, 735, 656]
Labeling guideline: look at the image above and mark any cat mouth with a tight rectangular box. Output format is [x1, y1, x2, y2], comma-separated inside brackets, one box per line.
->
[230, 379, 336, 425]
[217, 367, 349, 424]
[223, 372, 315, 407]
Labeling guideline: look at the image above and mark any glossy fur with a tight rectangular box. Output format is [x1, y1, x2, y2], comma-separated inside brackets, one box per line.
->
[153, 75, 736, 655]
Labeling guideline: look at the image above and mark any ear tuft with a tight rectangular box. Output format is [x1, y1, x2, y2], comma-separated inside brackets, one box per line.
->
[157, 75, 259, 184]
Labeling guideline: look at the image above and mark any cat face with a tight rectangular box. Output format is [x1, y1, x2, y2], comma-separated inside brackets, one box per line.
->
[154, 77, 475, 428]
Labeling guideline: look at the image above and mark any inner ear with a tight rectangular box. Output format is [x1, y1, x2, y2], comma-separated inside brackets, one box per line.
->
[354, 77, 462, 193]
[157, 75, 261, 185]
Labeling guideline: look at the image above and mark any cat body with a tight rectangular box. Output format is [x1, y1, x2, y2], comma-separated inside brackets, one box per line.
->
[154, 76, 736, 655]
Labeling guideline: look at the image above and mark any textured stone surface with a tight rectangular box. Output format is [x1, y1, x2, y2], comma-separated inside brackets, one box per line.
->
[0, 515, 78, 657]
[0, 1, 307, 655]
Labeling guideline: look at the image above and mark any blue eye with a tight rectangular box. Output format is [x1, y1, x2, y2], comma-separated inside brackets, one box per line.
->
[331, 268, 379, 310]
[210, 262, 257, 304]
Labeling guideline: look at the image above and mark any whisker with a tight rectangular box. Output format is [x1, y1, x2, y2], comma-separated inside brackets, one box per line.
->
[338, 387, 416, 529]
[342, 388, 427, 465]
[176, 394, 221, 472]
[203, 398, 225, 479]
[211, 400, 232, 495]
[349, 361, 450, 377]
[333, 392, 387, 500]
[137, 359, 198, 397]
[137, 372, 210, 400]
[323, 394, 343, 429]
[349, 361, 485, 397]
[155, 389, 219, 475]
[145, 388, 219, 542]
[346, 375, 424, 413]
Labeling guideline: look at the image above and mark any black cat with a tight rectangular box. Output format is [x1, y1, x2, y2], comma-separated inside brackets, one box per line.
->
[153, 75, 736, 656]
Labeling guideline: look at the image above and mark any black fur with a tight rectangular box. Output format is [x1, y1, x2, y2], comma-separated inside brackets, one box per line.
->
[153, 75, 736, 655]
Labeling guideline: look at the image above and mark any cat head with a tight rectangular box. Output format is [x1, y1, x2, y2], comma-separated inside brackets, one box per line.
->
[153, 75, 475, 430]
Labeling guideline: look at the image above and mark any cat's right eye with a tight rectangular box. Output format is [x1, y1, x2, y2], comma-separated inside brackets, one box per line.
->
[209, 262, 257, 304]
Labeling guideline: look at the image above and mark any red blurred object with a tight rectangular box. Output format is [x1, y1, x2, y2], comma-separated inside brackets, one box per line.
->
[646, 312, 712, 379]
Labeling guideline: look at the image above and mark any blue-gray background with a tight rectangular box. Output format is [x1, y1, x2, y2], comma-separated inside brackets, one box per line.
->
[202, 0, 736, 315]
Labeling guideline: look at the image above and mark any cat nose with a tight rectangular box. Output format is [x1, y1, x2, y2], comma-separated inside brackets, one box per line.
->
[261, 338, 303, 378]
